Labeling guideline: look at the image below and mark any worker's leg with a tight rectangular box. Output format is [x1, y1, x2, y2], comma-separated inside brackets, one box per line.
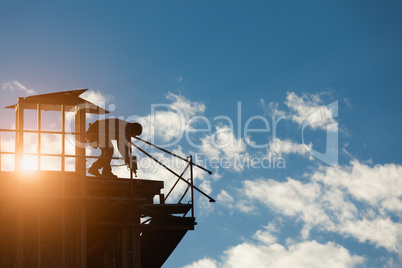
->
[101, 147, 114, 175]
[100, 140, 117, 177]
[88, 148, 104, 176]
[89, 140, 114, 176]
[116, 142, 130, 166]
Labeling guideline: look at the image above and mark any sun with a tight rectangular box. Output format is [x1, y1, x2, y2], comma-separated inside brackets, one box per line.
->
[23, 156, 38, 171]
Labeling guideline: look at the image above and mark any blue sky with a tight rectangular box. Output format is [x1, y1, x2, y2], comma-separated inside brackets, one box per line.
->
[1, 1, 402, 267]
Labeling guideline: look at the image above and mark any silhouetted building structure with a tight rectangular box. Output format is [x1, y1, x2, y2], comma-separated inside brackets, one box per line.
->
[0, 89, 213, 268]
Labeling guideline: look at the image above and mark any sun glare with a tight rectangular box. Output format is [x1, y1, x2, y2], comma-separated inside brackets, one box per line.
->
[23, 156, 38, 171]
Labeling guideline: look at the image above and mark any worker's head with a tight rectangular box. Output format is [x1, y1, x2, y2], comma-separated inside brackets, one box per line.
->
[127, 122, 142, 137]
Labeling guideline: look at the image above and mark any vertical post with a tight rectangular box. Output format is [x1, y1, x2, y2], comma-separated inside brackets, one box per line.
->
[17, 206, 23, 268]
[80, 207, 86, 268]
[129, 129, 134, 202]
[75, 107, 86, 177]
[62, 203, 65, 268]
[132, 224, 141, 268]
[75, 108, 86, 268]
[15, 98, 24, 171]
[122, 227, 128, 268]
[61, 104, 66, 268]
[15, 98, 24, 268]
[37, 103, 41, 170]
[131, 129, 140, 268]
[37, 206, 41, 268]
[36, 104, 41, 268]
[0, 128, 2, 172]
[75, 206, 80, 268]
[190, 155, 194, 218]
[61, 105, 65, 172]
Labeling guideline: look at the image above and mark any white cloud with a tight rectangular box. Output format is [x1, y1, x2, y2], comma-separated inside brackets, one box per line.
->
[166, 92, 205, 118]
[311, 160, 402, 215]
[260, 92, 338, 132]
[217, 190, 234, 204]
[2, 81, 36, 95]
[216, 189, 257, 213]
[81, 89, 113, 106]
[239, 160, 402, 252]
[234, 200, 257, 214]
[216, 190, 235, 211]
[253, 222, 279, 245]
[268, 137, 313, 159]
[243, 178, 332, 238]
[340, 217, 402, 252]
[183, 225, 364, 268]
[200, 125, 247, 172]
[141, 93, 206, 143]
[343, 97, 352, 108]
[259, 99, 286, 117]
[285, 92, 337, 131]
[183, 258, 218, 268]
[143, 110, 186, 142]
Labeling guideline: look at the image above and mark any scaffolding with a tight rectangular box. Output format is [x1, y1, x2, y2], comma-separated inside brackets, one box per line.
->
[0, 89, 214, 268]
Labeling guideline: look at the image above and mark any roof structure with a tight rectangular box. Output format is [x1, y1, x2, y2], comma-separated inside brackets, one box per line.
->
[5, 88, 109, 114]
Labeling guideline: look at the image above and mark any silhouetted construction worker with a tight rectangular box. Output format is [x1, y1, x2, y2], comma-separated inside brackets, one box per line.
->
[86, 118, 142, 177]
